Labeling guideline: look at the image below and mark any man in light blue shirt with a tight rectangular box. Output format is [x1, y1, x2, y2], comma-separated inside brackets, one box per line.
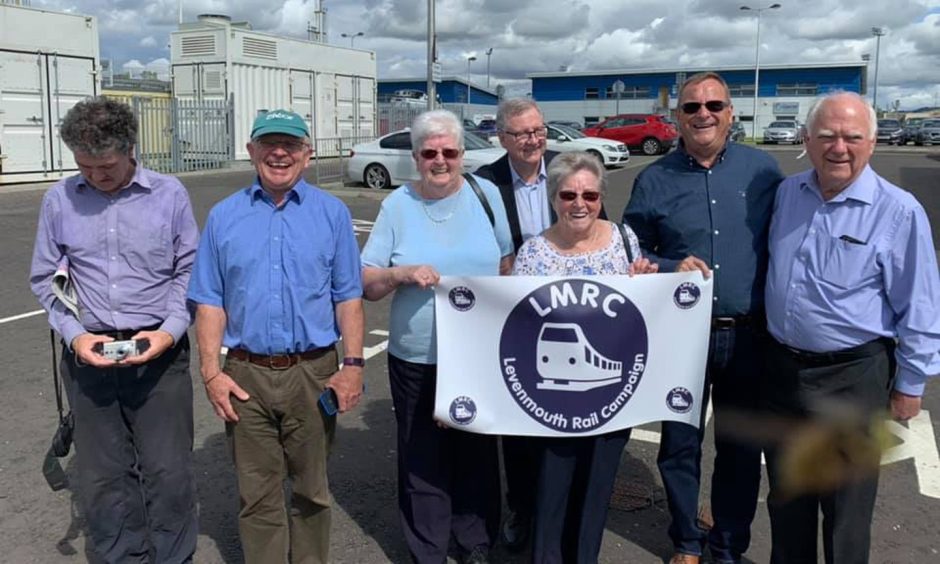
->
[764, 91, 940, 563]
[188, 109, 364, 563]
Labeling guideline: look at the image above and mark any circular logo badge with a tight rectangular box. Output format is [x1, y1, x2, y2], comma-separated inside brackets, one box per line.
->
[498, 279, 649, 433]
[666, 387, 694, 413]
[449, 286, 476, 312]
[449, 396, 477, 425]
[673, 282, 701, 309]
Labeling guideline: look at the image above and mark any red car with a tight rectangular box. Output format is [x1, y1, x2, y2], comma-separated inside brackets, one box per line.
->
[582, 114, 678, 155]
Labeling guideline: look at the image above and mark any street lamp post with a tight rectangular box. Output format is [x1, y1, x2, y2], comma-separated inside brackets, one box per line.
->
[871, 27, 886, 113]
[485, 48, 493, 88]
[740, 3, 781, 140]
[466, 55, 477, 104]
[341, 31, 364, 47]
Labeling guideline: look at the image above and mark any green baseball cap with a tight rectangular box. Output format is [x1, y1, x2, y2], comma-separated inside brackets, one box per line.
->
[250, 109, 309, 139]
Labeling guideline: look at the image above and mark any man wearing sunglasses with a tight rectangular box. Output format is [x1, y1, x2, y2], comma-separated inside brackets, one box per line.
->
[623, 72, 784, 564]
[188, 109, 365, 563]
[475, 98, 609, 552]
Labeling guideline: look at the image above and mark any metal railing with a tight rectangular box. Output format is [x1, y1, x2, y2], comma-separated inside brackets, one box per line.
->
[308, 135, 373, 185]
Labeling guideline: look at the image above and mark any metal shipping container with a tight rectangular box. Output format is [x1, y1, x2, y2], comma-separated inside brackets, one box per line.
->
[170, 15, 377, 160]
[0, 3, 99, 184]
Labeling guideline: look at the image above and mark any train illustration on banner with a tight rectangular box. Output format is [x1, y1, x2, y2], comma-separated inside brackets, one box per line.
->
[535, 322, 624, 391]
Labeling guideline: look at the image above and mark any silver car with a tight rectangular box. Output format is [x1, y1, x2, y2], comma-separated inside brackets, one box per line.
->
[914, 119, 940, 146]
[763, 121, 803, 144]
[876, 119, 903, 145]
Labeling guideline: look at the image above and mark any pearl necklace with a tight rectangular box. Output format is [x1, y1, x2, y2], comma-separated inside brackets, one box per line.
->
[418, 184, 459, 224]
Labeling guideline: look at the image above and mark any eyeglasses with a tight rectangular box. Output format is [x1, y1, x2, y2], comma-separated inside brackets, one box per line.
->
[558, 191, 601, 202]
[500, 126, 548, 141]
[419, 148, 461, 160]
[255, 138, 309, 152]
[680, 100, 730, 114]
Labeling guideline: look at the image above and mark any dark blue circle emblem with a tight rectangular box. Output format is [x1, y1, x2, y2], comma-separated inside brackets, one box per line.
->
[449, 286, 476, 311]
[673, 282, 701, 309]
[666, 387, 694, 414]
[449, 396, 477, 425]
[498, 279, 649, 433]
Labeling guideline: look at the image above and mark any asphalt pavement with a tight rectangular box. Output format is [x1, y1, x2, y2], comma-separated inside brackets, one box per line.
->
[1, 145, 938, 563]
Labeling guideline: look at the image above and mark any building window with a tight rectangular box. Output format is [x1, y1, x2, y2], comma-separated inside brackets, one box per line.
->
[605, 86, 650, 99]
[584, 116, 601, 126]
[776, 83, 818, 96]
[728, 84, 755, 97]
[585, 88, 600, 99]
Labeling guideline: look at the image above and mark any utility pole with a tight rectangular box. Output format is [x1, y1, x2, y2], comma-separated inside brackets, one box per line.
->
[427, 0, 436, 110]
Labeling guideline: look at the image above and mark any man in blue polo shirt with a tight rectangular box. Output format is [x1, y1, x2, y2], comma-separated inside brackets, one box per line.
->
[188, 110, 365, 563]
[623, 72, 784, 564]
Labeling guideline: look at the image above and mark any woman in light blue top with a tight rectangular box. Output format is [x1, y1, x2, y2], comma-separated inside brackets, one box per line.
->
[361, 109, 513, 564]
[513, 152, 657, 564]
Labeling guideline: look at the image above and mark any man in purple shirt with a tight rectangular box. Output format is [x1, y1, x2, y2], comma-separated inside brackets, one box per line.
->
[29, 97, 200, 563]
[764, 91, 940, 563]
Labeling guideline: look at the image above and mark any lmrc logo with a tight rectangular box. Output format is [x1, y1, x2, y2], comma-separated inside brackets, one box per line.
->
[498, 279, 648, 433]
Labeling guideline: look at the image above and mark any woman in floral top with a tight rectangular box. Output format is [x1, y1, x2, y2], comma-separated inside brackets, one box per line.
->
[512, 151, 657, 563]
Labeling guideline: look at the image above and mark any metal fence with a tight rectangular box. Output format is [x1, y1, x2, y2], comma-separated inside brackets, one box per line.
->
[308, 135, 372, 185]
[127, 95, 235, 174]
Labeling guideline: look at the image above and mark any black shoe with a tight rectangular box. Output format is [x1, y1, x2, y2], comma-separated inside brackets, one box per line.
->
[500, 509, 530, 551]
[463, 545, 489, 564]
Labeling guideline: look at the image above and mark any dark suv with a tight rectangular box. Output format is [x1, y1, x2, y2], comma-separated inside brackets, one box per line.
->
[582, 114, 678, 155]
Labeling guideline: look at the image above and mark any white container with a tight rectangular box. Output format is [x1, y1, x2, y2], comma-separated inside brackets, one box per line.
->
[171, 15, 377, 160]
[0, 3, 99, 184]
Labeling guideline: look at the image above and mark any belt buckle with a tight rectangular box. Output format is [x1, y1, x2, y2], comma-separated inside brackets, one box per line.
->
[712, 317, 735, 329]
[268, 354, 293, 370]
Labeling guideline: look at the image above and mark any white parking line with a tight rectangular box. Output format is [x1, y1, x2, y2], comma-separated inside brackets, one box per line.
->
[0, 309, 44, 325]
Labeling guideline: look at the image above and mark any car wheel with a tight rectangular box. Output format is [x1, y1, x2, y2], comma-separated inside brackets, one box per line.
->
[641, 137, 662, 156]
[364, 163, 391, 190]
[586, 150, 605, 165]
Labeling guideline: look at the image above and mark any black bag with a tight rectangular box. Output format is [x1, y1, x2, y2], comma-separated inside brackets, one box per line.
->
[42, 330, 73, 491]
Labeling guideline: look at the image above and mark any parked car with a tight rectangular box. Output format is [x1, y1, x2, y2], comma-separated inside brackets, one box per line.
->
[762, 120, 803, 144]
[347, 129, 505, 189]
[876, 119, 904, 145]
[548, 120, 583, 130]
[901, 118, 925, 145]
[581, 114, 677, 155]
[729, 122, 747, 142]
[543, 123, 629, 167]
[914, 119, 940, 146]
[475, 118, 498, 137]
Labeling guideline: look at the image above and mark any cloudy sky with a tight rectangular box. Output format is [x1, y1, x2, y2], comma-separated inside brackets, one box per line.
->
[28, 0, 940, 110]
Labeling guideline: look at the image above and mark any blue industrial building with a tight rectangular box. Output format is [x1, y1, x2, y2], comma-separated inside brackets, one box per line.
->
[378, 77, 499, 106]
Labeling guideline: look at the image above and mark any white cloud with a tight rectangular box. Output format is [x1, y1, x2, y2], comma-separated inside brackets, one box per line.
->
[25, 0, 940, 110]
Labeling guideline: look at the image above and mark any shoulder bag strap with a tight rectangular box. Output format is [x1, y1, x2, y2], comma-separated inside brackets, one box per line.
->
[617, 222, 635, 264]
[463, 172, 495, 228]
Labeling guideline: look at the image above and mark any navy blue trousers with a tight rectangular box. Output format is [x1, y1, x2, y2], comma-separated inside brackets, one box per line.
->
[388, 354, 500, 564]
[62, 336, 197, 564]
[657, 325, 764, 562]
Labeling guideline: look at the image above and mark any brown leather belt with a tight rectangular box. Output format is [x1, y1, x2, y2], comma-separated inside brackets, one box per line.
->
[227, 346, 333, 370]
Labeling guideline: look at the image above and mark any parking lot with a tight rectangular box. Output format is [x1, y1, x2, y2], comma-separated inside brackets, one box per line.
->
[1, 145, 938, 563]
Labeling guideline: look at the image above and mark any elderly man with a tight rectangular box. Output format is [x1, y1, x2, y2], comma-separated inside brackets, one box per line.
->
[187, 109, 365, 563]
[763, 91, 940, 563]
[29, 97, 199, 563]
[622, 72, 784, 564]
[475, 98, 608, 549]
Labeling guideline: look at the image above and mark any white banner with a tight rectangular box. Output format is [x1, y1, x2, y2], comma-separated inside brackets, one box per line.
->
[434, 273, 713, 437]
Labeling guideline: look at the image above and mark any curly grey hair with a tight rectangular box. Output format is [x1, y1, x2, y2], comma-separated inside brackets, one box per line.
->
[547, 152, 607, 201]
[410, 109, 464, 152]
[60, 97, 138, 156]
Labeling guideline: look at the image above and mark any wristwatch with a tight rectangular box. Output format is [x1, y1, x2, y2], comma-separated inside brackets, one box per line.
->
[343, 356, 366, 368]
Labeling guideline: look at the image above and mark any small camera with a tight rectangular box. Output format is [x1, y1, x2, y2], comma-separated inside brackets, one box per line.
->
[101, 340, 138, 360]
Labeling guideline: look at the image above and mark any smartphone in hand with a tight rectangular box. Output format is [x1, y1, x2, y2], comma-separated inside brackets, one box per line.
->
[318, 388, 339, 416]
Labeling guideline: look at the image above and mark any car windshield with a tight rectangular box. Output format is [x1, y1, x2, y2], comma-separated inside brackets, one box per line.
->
[464, 133, 493, 150]
[769, 121, 796, 128]
[878, 120, 901, 128]
[552, 124, 586, 139]
[922, 120, 940, 128]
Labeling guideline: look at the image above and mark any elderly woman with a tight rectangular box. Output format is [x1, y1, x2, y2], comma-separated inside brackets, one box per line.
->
[361, 109, 513, 564]
[512, 152, 657, 564]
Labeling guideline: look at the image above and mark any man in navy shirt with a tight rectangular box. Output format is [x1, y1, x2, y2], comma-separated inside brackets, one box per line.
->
[188, 110, 365, 563]
[623, 72, 784, 564]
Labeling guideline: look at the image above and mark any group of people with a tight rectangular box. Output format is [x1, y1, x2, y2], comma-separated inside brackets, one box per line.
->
[28, 67, 938, 564]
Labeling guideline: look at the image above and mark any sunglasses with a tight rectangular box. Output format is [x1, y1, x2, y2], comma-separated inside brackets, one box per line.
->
[558, 191, 601, 202]
[680, 100, 729, 114]
[419, 148, 461, 159]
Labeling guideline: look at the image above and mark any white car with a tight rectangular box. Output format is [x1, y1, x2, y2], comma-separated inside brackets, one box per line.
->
[347, 129, 506, 189]
[488, 123, 630, 167]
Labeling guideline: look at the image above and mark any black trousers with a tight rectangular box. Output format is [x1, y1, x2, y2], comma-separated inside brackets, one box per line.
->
[62, 336, 197, 564]
[502, 434, 540, 520]
[531, 429, 631, 564]
[763, 337, 893, 564]
[388, 354, 500, 564]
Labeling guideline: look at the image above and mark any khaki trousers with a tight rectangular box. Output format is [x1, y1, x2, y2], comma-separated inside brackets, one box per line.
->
[225, 348, 337, 564]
